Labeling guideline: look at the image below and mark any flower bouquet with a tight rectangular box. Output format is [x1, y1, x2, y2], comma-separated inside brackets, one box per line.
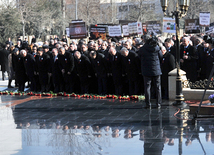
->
[208, 94, 214, 105]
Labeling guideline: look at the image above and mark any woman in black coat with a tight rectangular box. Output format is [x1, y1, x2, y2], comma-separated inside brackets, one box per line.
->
[160, 46, 175, 99]
[0, 44, 9, 80]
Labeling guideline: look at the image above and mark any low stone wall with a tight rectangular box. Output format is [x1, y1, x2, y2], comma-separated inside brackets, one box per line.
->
[182, 88, 214, 100]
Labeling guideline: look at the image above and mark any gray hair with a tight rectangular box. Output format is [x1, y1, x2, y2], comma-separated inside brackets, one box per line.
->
[120, 47, 128, 53]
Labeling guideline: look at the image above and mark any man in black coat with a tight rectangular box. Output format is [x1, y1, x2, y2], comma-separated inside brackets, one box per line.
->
[138, 36, 163, 109]
[160, 46, 175, 99]
[49, 48, 63, 93]
[58, 47, 74, 93]
[35, 47, 50, 92]
[164, 38, 176, 60]
[120, 47, 141, 96]
[21, 50, 37, 91]
[180, 37, 198, 83]
[90, 51, 109, 95]
[12, 49, 27, 91]
[108, 47, 124, 95]
[198, 42, 210, 80]
[74, 51, 92, 94]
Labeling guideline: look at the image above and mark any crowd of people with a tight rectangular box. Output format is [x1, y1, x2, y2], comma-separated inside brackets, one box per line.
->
[0, 33, 214, 106]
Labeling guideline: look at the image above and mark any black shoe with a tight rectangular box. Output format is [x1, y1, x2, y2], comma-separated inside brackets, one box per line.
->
[157, 104, 161, 109]
[8, 85, 14, 88]
[144, 104, 151, 109]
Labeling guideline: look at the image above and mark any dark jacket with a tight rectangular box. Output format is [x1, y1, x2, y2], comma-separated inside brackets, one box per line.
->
[0, 48, 9, 72]
[138, 44, 162, 76]
[180, 44, 198, 82]
[58, 52, 74, 73]
[91, 53, 109, 78]
[23, 53, 36, 77]
[161, 52, 175, 87]
[74, 54, 91, 77]
[108, 51, 124, 82]
[122, 51, 141, 81]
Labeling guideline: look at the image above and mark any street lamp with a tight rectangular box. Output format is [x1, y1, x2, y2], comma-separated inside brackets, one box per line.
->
[160, 0, 190, 105]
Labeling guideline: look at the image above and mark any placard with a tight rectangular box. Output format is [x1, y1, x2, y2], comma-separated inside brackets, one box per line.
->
[108, 25, 122, 37]
[199, 12, 210, 27]
[128, 22, 138, 35]
[163, 17, 176, 33]
[146, 21, 162, 35]
[122, 25, 129, 37]
[90, 25, 107, 40]
[185, 19, 200, 34]
[69, 22, 87, 39]
[137, 22, 143, 35]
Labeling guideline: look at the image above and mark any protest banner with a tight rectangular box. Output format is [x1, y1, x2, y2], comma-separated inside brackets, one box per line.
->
[146, 21, 162, 35]
[185, 19, 200, 34]
[199, 12, 210, 27]
[69, 22, 87, 39]
[122, 25, 129, 37]
[90, 25, 107, 40]
[128, 22, 138, 35]
[108, 25, 122, 37]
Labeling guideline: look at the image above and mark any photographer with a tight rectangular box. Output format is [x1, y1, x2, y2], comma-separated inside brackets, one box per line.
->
[138, 35, 162, 109]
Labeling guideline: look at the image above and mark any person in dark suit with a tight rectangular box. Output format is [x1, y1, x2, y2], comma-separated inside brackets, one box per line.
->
[58, 47, 75, 93]
[164, 38, 176, 60]
[35, 47, 50, 92]
[138, 35, 163, 109]
[198, 42, 210, 80]
[49, 48, 63, 93]
[0, 44, 9, 80]
[180, 37, 198, 83]
[31, 35, 36, 44]
[108, 47, 124, 95]
[74, 51, 92, 94]
[120, 47, 141, 96]
[89, 51, 109, 95]
[205, 42, 214, 79]
[21, 50, 37, 91]
[160, 46, 175, 99]
[12, 49, 27, 91]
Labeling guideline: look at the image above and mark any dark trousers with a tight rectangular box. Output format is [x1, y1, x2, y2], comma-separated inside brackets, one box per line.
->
[28, 76, 37, 92]
[97, 76, 107, 95]
[128, 80, 140, 96]
[144, 75, 162, 106]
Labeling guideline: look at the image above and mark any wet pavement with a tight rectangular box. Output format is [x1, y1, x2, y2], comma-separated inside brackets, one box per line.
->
[0, 76, 214, 155]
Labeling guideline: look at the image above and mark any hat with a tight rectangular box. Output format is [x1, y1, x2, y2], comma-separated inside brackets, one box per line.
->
[42, 45, 49, 49]
[5, 41, 10, 45]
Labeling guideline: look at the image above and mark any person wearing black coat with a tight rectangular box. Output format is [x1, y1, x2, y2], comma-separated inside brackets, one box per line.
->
[164, 38, 176, 60]
[138, 36, 163, 109]
[12, 50, 27, 91]
[21, 50, 37, 91]
[204, 43, 214, 79]
[0, 45, 9, 80]
[120, 47, 141, 96]
[108, 47, 124, 95]
[58, 47, 75, 93]
[180, 37, 198, 83]
[74, 51, 92, 94]
[49, 48, 63, 93]
[35, 47, 50, 92]
[160, 46, 175, 99]
[90, 51, 109, 95]
[198, 42, 210, 80]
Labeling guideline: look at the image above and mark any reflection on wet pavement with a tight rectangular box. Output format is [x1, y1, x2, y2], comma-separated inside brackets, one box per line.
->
[0, 96, 213, 155]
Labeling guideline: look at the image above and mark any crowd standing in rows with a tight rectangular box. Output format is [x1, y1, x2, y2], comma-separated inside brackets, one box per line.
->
[0, 33, 214, 108]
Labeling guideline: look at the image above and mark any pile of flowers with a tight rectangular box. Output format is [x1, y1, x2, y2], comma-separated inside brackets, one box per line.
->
[208, 94, 214, 105]
[0, 91, 145, 101]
